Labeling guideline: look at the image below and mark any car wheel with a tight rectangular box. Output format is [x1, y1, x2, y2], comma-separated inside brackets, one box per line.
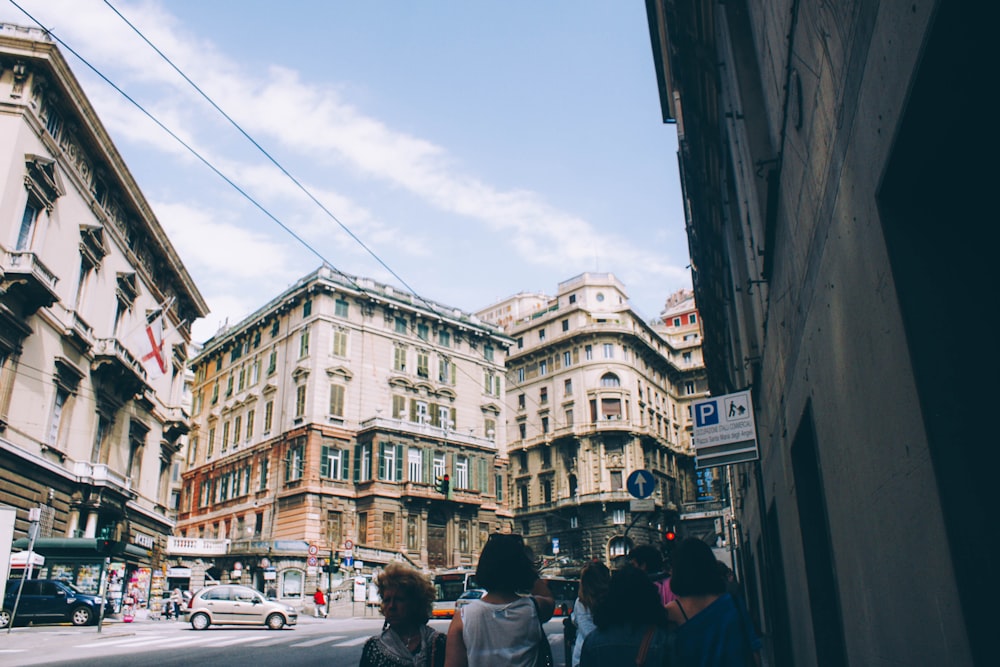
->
[70, 606, 93, 626]
[190, 612, 211, 630]
[0, 609, 11, 629]
[265, 613, 285, 630]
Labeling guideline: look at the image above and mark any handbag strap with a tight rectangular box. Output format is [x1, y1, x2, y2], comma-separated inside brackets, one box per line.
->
[635, 625, 656, 666]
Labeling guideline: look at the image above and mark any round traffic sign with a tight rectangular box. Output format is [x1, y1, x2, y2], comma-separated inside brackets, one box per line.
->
[308, 544, 319, 556]
[344, 539, 354, 549]
[307, 556, 318, 566]
[626, 469, 656, 499]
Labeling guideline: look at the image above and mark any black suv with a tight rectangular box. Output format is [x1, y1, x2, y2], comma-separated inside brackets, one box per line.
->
[1, 579, 106, 627]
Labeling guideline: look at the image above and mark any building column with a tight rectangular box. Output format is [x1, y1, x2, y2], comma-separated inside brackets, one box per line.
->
[83, 511, 98, 538]
[66, 508, 80, 537]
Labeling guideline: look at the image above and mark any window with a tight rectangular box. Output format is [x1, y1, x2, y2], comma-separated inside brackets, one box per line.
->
[47, 386, 69, 447]
[690, 313, 697, 324]
[518, 423, 527, 439]
[539, 329, 546, 341]
[564, 379, 572, 395]
[561, 319, 569, 332]
[683, 351, 692, 364]
[585, 345, 593, 361]
[237, 365, 246, 391]
[563, 351, 571, 367]
[484, 372, 500, 396]
[281, 570, 303, 599]
[414, 400, 429, 424]
[329, 384, 345, 417]
[673, 317, 681, 327]
[259, 456, 269, 490]
[569, 294, 577, 304]
[417, 323, 429, 340]
[611, 471, 623, 490]
[285, 441, 304, 482]
[246, 409, 255, 440]
[456, 456, 469, 489]
[408, 448, 423, 483]
[358, 513, 369, 544]
[519, 484, 529, 509]
[433, 452, 446, 482]
[541, 416, 549, 433]
[518, 450, 528, 471]
[395, 317, 407, 334]
[540, 387, 548, 404]
[438, 357, 454, 384]
[299, 329, 310, 357]
[496, 474, 504, 502]
[359, 444, 373, 480]
[601, 373, 621, 387]
[383, 512, 396, 547]
[609, 537, 627, 558]
[517, 337, 524, 349]
[267, 349, 277, 375]
[685, 381, 696, 395]
[379, 443, 403, 481]
[264, 400, 274, 433]
[438, 405, 451, 429]
[613, 508, 626, 524]
[207, 427, 216, 458]
[543, 479, 552, 503]
[16, 200, 41, 250]
[517, 368, 525, 383]
[394, 346, 407, 372]
[518, 394, 526, 410]
[226, 374, 234, 396]
[335, 298, 349, 318]
[320, 446, 348, 480]
[565, 408, 574, 425]
[484, 345, 494, 362]
[603, 343, 614, 359]
[233, 416, 242, 445]
[539, 360, 547, 376]
[295, 384, 307, 418]
[485, 418, 496, 440]
[332, 330, 348, 357]
[417, 351, 429, 378]
[303, 299, 312, 317]
[439, 330, 451, 347]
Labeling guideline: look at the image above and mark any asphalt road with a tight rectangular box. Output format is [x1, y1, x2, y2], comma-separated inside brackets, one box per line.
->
[0, 614, 571, 667]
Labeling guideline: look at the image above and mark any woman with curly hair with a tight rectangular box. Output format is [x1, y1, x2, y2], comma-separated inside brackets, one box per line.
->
[360, 562, 447, 667]
[444, 533, 554, 667]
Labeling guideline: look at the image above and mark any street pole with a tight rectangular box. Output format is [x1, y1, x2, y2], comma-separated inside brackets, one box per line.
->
[7, 508, 40, 634]
[96, 556, 110, 633]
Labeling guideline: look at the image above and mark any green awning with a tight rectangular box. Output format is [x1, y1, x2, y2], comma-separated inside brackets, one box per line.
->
[11, 537, 149, 560]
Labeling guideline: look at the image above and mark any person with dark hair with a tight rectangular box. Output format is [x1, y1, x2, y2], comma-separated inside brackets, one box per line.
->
[444, 533, 554, 667]
[360, 562, 446, 667]
[571, 561, 611, 667]
[580, 565, 673, 666]
[628, 544, 674, 607]
[666, 538, 761, 667]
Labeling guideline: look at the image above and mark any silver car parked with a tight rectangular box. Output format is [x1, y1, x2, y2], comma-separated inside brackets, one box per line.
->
[185, 585, 297, 630]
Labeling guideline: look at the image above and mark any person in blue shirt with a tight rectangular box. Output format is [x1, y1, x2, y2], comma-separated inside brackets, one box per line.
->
[665, 538, 762, 667]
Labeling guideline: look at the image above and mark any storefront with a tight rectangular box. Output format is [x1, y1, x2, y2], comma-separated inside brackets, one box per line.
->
[11, 537, 151, 614]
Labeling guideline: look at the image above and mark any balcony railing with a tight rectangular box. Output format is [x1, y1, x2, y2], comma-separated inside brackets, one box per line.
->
[165, 536, 231, 555]
[72, 461, 132, 494]
[0, 248, 59, 312]
[359, 415, 495, 449]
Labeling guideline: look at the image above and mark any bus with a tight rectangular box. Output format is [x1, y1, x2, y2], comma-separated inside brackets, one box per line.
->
[431, 570, 478, 619]
[542, 577, 580, 617]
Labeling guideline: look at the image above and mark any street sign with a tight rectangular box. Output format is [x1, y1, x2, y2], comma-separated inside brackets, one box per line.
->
[552, 538, 560, 555]
[308, 544, 318, 556]
[692, 389, 759, 468]
[307, 556, 318, 566]
[344, 556, 354, 568]
[344, 539, 354, 550]
[626, 469, 656, 499]
[630, 498, 655, 512]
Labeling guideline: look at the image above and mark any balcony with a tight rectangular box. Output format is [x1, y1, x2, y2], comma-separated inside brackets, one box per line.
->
[72, 461, 132, 495]
[359, 415, 495, 450]
[92, 336, 149, 399]
[0, 248, 59, 314]
[165, 536, 230, 556]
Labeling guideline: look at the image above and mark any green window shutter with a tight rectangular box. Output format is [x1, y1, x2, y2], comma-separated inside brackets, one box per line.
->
[423, 448, 432, 485]
[393, 395, 405, 419]
[450, 362, 456, 384]
[284, 449, 291, 482]
[342, 448, 351, 480]
[450, 408, 457, 429]
[430, 403, 440, 427]
[409, 399, 417, 422]
[395, 444, 404, 482]
[320, 445, 330, 478]
[378, 442, 387, 480]
[353, 444, 361, 482]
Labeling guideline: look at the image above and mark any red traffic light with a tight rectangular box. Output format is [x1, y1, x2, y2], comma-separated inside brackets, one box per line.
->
[664, 530, 677, 542]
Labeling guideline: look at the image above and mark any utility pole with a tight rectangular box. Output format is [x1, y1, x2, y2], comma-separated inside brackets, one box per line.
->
[6, 507, 40, 634]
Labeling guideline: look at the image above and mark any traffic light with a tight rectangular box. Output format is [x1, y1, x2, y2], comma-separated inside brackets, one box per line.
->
[664, 528, 678, 547]
[439, 473, 451, 497]
[98, 538, 121, 556]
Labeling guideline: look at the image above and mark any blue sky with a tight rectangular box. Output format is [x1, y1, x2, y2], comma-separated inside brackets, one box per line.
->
[2, 0, 689, 343]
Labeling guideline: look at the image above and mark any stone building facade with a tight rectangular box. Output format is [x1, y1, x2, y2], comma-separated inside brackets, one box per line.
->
[172, 266, 512, 601]
[647, 1, 992, 664]
[0, 24, 207, 598]
[479, 274, 705, 568]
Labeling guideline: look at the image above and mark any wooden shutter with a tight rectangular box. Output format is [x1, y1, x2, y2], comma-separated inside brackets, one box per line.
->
[378, 442, 387, 479]
[320, 445, 330, 478]
[395, 444, 404, 482]
[341, 448, 351, 480]
[430, 403, 440, 427]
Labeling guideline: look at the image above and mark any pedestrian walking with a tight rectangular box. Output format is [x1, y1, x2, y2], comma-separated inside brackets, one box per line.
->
[313, 587, 328, 618]
[359, 563, 446, 667]
[571, 561, 610, 667]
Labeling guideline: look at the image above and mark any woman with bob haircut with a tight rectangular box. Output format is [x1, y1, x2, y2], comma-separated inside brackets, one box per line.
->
[579, 564, 672, 666]
[571, 560, 610, 667]
[360, 562, 446, 667]
[444, 533, 554, 667]
[666, 537, 761, 667]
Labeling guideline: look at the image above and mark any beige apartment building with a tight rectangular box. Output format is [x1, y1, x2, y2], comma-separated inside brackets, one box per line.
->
[172, 266, 512, 599]
[0, 24, 207, 603]
[479, 274, 705, 567]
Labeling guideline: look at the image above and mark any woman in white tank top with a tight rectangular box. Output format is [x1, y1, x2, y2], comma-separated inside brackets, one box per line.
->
[444, 533, 554, 667]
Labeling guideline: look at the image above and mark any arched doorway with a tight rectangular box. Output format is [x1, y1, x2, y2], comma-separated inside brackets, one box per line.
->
[427, 509, 448, 569]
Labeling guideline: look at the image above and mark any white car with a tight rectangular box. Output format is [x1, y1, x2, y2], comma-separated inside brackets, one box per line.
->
[185, 585, 297, 630]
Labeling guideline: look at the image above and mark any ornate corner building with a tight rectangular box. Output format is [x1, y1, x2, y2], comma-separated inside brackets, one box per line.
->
[172, 267, 512, 597]
[0, 25, 208, 596]
[478, 274, 706, 568]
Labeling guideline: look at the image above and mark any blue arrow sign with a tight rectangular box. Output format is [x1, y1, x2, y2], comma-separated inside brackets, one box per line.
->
[627, 469, 655, 499]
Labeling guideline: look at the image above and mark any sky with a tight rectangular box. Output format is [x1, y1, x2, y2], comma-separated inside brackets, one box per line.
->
[1, 0, 689, 344]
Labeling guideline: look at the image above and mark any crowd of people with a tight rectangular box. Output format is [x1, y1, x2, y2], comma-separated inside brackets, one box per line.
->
[355, 534, 761, 667]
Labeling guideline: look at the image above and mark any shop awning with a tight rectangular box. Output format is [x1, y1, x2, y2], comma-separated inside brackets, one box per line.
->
[9, 550, 45, 568]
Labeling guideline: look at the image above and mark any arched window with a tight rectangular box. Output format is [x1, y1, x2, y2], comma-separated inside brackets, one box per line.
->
[608, 536, 630, 558]
[600, 373, 621, 387]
